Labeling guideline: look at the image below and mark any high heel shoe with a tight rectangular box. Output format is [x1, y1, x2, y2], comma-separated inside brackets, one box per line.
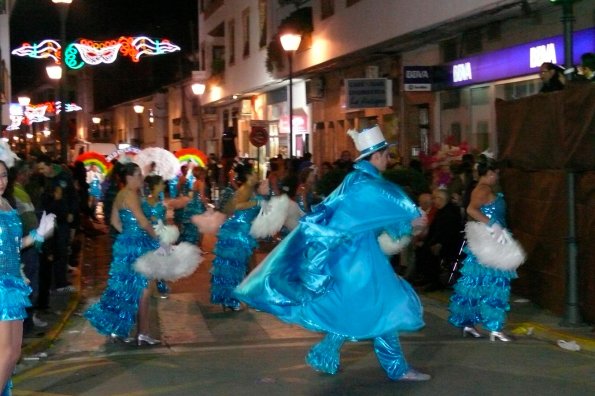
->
[462, 326, 482, 338]
[136, 334, 161, 346]
[489, 331, 512, 342]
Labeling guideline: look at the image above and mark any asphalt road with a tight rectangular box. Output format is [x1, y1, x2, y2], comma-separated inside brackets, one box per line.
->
[12, 230, 595, 395]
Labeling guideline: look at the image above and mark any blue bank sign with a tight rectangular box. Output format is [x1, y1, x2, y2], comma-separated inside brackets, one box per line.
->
[445, 27, 594, 87]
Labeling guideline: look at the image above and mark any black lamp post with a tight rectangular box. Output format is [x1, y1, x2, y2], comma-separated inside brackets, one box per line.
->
[52, 0, 73, 162]
[550, 0, 582, 327]
[280, 32, 301, 158]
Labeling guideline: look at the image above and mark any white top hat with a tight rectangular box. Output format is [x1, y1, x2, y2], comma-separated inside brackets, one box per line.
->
[347, 125, 390, 161]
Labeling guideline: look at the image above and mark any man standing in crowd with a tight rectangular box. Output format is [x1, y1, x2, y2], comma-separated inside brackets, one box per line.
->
[36, 155, 78, 307]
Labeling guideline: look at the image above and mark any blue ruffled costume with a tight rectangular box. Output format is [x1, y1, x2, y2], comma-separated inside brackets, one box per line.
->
[179, 191, 206, 244]
[448, 193, 517, 332]
[0, 209, 31, 321]
[234, 161, 423, 379]
[84, 209, 159, 337]
[210, 199, 260, 310]
[88, 174, 102, 199]
[142, 199, 170, 295]
[1, 209, 30, 396]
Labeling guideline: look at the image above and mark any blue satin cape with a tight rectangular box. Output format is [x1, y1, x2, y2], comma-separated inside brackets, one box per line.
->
[234, 161, 424, 340]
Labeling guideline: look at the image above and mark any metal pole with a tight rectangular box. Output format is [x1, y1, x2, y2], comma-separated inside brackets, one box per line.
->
[288, 52, 293, 158]
[559, 0, 582, 327]
[58, 6, 69, 162]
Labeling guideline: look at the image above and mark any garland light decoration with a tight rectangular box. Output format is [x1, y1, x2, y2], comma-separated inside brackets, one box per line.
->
[12, 36, 181, 70]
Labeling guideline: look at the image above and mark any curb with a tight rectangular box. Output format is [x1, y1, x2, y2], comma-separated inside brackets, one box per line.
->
[423, 290, 594, 353]
[21, 232, 85, 357]
[20, 293, 81, 356]
[511, 322, 595, 353]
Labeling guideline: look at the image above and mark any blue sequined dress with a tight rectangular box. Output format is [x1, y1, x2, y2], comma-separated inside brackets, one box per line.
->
[234, 161, 423, 340]
[142, 198, 170, 294]
[0, 209, 31, 321]
[84, 208, 159, 337]
[210, 199, 260, 309]
[179, 191, 206, 244]
[448, 193, 517, 332]
[89, 175, 102, 199]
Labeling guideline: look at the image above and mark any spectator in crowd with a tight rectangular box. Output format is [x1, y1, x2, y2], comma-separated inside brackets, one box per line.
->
[37, 156, 78, 303]
[298, 152, 313, 171]
[8, 161, 48, 329]
[578, 52, 595, 81]
[539, 62, 565, 93]
[319, 161, 334, 178]
[415, 189, 463, 291]
[333, 150, 354, 171]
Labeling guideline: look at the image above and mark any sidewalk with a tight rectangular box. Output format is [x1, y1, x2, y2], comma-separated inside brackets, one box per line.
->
[20, 228, 594, 361]
[20, 221, 106, 360]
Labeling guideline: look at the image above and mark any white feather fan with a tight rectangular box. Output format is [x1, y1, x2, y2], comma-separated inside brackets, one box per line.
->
[134, 242, 203, 281]
[465, 221, 526, 271]
[377, 232, 411, 256]
[249, 194, 290, 238]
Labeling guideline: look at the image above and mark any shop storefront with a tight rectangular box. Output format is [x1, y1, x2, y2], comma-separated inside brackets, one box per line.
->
[436, 27, 594, 153]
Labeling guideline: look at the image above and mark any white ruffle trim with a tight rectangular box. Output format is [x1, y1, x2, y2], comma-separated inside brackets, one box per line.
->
[284, 199, 305, 231]
[465, 221, 526, 271]
[134, 242, 203, 281]
[154, 221, 180, 245]
[192, 206, 227, 235]
[378, 232, 411, 256]
[250, 194, 290, 238]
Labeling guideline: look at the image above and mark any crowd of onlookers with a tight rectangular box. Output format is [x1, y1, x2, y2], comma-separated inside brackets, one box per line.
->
[4, 153, 103, 334]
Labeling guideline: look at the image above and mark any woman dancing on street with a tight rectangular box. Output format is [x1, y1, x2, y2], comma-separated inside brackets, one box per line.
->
[85, 162, 161, 346]
[0, 156, 56, 396]
[448, 155, 519, 342]
[179, 166, 208, 245]
[142, 174, 170, 298]
[210, 161, 261, 311]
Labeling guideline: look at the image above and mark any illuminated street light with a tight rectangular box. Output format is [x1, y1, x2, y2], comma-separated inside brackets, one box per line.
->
[52, 0, 73, 162]
[133, 105, 145, 114]
[46, 64, 62, 80]
[92, 116, 101, 124]
[280, 32, 301, 158]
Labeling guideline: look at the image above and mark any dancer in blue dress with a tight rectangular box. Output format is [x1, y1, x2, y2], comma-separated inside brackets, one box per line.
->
[173, 165, 189, 228]
[0, 156, 56, 396]
[142, 174, 170, 298]
[87, 164, 103, 215]
[179, 167, 208, 245]
[448, 155, 518, 342]
[84, 163, 161, 346]
[211, 162, 261, 311]
[234, 126, 430, 381]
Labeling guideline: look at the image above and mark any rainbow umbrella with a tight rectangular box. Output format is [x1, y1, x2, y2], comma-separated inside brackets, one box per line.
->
[74, 151, 111, 175]
[175, 148, 208, 168]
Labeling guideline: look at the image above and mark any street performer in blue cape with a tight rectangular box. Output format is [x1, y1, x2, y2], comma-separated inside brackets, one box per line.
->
[234, 126, 431, 381]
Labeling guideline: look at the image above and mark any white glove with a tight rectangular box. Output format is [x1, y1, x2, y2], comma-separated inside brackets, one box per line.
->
[36, 211, 56, 239]
[411, 213, 428, 235]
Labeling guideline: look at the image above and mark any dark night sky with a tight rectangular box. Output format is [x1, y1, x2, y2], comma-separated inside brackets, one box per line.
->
[10, 0, 198, 110]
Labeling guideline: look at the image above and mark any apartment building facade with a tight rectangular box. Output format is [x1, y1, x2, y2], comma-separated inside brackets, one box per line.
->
[196, 0, 594, 166]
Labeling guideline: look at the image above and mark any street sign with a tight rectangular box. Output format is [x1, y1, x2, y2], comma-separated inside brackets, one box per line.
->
[249, 126, 269, 147]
